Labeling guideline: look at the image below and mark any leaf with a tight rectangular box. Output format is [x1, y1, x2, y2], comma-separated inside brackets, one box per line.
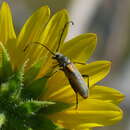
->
[22, 76, 48, 99]
[0, 78, 21, 100]
[24, 61, 42, 85]
[0, 61, 26, 99]
[29, 115, 63, 130]
[4, 116, 32, 130]
[19, 100, 55, 116]
[0, 82, 12, 97]
[0, 113, 6, 128]
[9, 61, 27, 99]
[40, 101, 72, 115]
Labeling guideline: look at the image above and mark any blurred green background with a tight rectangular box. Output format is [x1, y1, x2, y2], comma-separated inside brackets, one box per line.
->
[0, 0, 129, 129]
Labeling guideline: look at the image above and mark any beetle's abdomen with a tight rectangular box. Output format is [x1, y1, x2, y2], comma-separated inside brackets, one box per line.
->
[63, 63, 89, 98]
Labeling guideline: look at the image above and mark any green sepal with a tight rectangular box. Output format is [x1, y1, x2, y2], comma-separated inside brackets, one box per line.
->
[0, 62, 25, 99]
[0, 81, 14, 97]
[10, 60, 27, 100]
[0, 113, 6, 128]
[3, 116, 32, 130]
[40, 101, 72, 115]
[29, 115, 64, 130]
[0, 76, 21, 98]
[19, 100, 55, 116]
[22, 76, 48, 99]
[24, 61, 43, 85]
[14, 60, 26, 85]
[0, 42, 12, 82]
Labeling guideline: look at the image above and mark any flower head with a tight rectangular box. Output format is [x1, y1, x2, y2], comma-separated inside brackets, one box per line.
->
[0, 2, 124, 130]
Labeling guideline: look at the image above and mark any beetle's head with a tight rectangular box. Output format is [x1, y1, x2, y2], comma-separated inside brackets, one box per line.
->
[54, 53, 63, 59]
[52, 53, 70, 65]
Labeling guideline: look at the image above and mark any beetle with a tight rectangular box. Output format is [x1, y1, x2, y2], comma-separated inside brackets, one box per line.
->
[24, 22, 89, 109]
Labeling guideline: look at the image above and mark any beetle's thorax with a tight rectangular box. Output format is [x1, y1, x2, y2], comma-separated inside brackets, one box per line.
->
[53, 53, 71, 67]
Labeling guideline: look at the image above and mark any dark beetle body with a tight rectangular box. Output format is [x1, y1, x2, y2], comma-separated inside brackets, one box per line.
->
[53, 53, 89, 99]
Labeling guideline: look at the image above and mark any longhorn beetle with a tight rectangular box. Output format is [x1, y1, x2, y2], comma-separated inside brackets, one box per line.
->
[24, 21, 89, 109]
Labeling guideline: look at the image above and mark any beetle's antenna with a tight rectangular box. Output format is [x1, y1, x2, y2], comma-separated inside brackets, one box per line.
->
[23, 42, 55, 56]
[56, 21, 74, 52]
[34, 42, 55, 55]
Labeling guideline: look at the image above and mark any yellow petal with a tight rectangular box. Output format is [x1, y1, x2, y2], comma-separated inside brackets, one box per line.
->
[5, 39, 17, 67]
[38, 9, 69, 76]
[17, 5, 50, 48]
[0, 2, 16, 44]
[43, 84, 75, 104]
[73, 127, 92, 130]
[89, 85, 125, 104]
[15, 6, 50, 67]
[61, 33, 97, 62]
[79, 60, 111, 86]
[42, 70, 68, 100]
[49, 99, 123, 129]
[44, 84, 124, 106]
[39, 9, 69, 52]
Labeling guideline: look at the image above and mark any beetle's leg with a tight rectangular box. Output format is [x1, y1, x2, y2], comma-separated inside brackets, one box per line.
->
[59, 68, 63, 71]
[82, 75, 89, 88]
[75, 92, 78, 110]
[44, 70, 58, 78]
[46, 66, 63, 78]
[73, 62, 86, 65]
[51, 71, 58, 77]
[82, 74, 89, 78]
[52, 63, 59, 69]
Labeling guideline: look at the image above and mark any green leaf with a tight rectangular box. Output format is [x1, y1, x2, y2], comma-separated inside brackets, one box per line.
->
[0, 82, 12, 97]
[24, 61, 42, 85]
[4, 116, 31, 130]
[9, 61, 27, 99]
[0, 79, 21, 100]
[22, 76, 48, 99]
[19, 100, 55, 116]
[0, 113, 6, 128]
[15, 65, 24, 85]
[29, 115, 63, 130]
[40, 101, 72, 115]
[0, 42, 12, 82]
[0, 62, 25, 99]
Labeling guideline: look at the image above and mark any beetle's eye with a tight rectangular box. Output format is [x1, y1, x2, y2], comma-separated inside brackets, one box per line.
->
[56, 54, 59, 58]
[52, 56, 56, 59]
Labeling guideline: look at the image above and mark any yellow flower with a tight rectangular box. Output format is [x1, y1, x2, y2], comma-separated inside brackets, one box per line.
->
[0, 2, 124, 130]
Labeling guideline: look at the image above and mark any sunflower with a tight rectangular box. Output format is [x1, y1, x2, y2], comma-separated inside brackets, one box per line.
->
[0, 2, 124, 130]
